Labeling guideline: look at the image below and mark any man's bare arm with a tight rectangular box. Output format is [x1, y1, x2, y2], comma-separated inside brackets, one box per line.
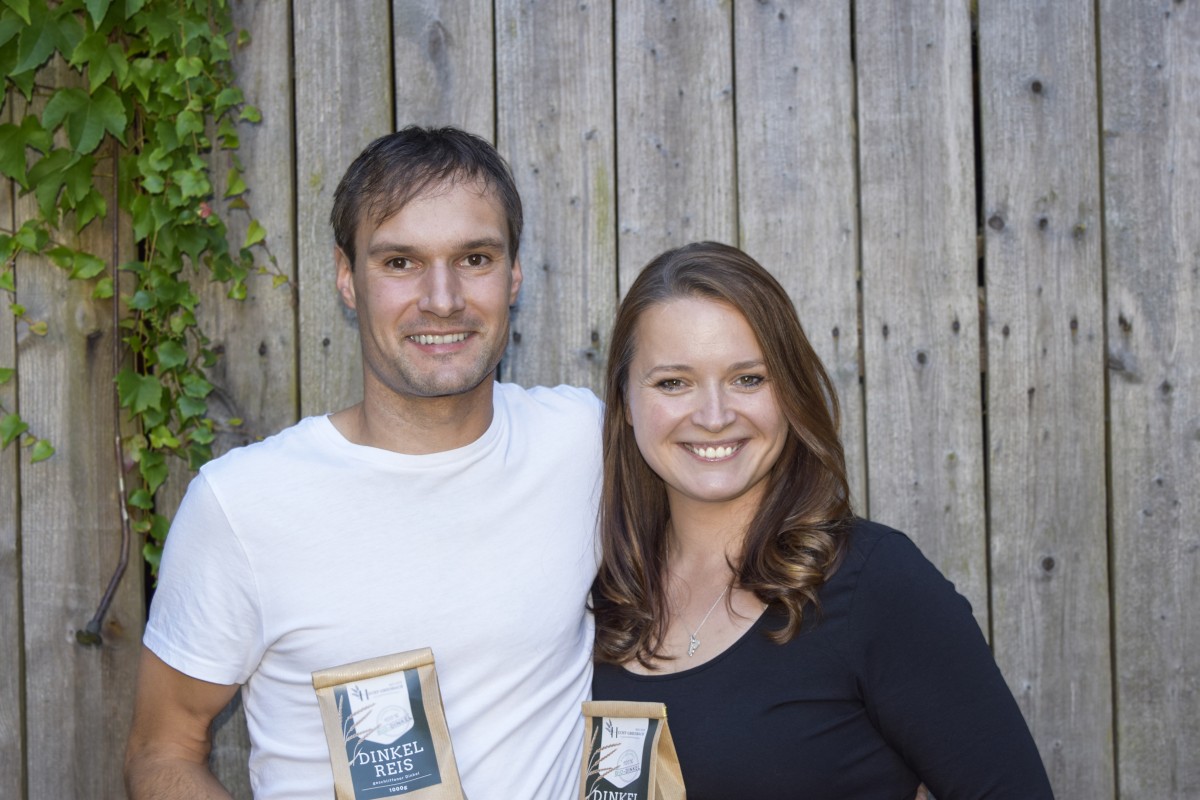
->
[124, 646, 241, 799]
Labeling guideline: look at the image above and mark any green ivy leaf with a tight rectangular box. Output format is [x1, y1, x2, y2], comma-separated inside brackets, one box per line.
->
[175, 54, 203, 79]
[0, 367, 13, 385]
[239, 104, 261, 124]
[175, 109, 203, 140]
[92, 276, 113, 298]
[27, 320, 47, 336]
[180, 371, 212, 399]
[0, 123, 29, 185]
[172, 167, 209, 199]
[148, 424, 179, 449]
[154, 339, 187, 369]
[177, 394, 206, 421]
[46, 245, 74, 269]
[244, 219, 266, 248]
[42, 86, 127, 154]
[29, 438, 54, 462]
[213, 86, 242, 114]
[128, 488, 154, 510]
[0, 12, 25, 47]
[84, 0, 111, 27]
[1, 412, 29, 447]
[12, 10, 55, 74]
[2, 0, 31, 26]
[70, 252, 106, 280]
[139, 450, 168, 494]
[224, 167, 246, 197]
[74, 189, 106, 231]
[142, 542, 162, 572]
[116, 369, 163, 413]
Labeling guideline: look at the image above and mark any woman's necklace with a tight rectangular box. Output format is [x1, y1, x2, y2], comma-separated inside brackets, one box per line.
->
[686, 586, 729, 657]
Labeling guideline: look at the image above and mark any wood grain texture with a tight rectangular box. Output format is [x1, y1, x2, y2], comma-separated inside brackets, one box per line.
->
[0, 97, 24, 800]
[202, 0, 298, 795]
[616, 0, 737, 292]
[1101, 1, 1200, 796]
[496, 0, 616, 392]
[393, 0, 494, 134]
[16, 67, 140, 798]
[295, 0, 393, 417]
[978, 2, 1113, 795]
[733, 0, 865, 509]
[855, 2, 989, 627]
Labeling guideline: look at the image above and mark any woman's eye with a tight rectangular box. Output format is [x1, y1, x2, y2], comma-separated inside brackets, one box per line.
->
[735, 375, 765, 388]
[656, 379, 685, 391]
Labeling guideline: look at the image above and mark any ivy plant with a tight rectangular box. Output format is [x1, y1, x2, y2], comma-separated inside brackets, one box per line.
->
[0, 0, 277, 570]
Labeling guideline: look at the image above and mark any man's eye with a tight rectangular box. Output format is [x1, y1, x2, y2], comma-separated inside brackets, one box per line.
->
[385, 257, 412, 270]
[463, 254, 490, 267]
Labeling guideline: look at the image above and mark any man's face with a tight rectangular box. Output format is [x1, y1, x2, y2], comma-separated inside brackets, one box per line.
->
[336, 179, 522, 402]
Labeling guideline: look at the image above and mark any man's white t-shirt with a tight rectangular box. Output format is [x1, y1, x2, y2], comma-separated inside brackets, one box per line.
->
[145, 383, 603, 800]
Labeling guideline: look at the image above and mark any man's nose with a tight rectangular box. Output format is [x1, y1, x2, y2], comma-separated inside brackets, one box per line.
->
[417, 263, 465, 317]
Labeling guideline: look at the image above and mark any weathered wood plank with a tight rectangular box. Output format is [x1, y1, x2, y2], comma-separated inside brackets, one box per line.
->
[393, 0, 494, 134]
[733, 0, 865, 509]
[1101, 1, 1200, 796]
[616, 0, 737, 292]
[17, 67, 140, 799]
[855, 3, 988, 627]
[978, 2, 1113, 794]
[496, 0, 616, 392]
[197, 1, 299, 795]
[0, 96, 24, 800]
[295, 0, 392, 417]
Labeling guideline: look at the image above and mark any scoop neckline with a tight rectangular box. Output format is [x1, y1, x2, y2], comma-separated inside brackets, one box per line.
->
[613, 604, 776, 681]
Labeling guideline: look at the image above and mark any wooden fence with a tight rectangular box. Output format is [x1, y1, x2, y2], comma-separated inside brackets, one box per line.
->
[2, 1, 1197, 798]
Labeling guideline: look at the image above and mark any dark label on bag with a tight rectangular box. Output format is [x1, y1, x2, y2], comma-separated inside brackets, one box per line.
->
[583, 715, 660, 800]
[334, 667, 442, 797]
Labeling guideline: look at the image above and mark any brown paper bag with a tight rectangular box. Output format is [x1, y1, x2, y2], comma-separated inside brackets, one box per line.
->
[578, 700, 686, 800]
[312, 647, 465, 799]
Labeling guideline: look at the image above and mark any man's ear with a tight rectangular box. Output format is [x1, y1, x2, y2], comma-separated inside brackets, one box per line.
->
[509, 256, 523, 306]
[335, 247, 357, 311]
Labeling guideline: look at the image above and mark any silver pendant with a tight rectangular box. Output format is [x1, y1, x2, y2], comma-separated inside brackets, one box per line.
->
[687, 634, 700, 657]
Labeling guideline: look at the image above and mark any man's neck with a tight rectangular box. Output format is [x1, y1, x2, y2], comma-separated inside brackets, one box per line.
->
[329, 381, 496, 455]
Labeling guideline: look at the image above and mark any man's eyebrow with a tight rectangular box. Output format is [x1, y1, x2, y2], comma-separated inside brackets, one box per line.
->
[366, 236, 508, 257]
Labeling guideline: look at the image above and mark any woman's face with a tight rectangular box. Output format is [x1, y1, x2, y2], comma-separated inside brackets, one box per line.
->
[625, 297, 789, 514]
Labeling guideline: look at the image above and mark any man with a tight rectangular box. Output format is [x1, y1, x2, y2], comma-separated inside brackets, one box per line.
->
[124, 127, 602, 799]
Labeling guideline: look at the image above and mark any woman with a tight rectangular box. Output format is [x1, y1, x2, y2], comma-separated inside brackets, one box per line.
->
[590, 242, 1053, 799]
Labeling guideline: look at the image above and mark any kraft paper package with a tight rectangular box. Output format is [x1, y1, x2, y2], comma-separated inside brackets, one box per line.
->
[312, 647, 465, 799]
[578, 700, 686, 800]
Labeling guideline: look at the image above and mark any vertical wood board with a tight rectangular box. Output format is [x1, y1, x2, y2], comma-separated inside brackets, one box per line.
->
[496, 0, 616, 392]
[978, 1, 1113, 794]
[203, 1, 298, 795]
[616, 0, 737, 292]
[17, 68, 140, 797]
[393, 0, 494, 135]
[733, 0, 866, 510]
[295, 0, 393, 417]
[855, 2, 989, 628]
[0, 98, 24, 800]
[1101, 0, 1200, 796]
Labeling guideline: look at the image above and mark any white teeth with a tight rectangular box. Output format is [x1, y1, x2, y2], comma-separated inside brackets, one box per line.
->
[412, 333, 468, 345]
[689, 444, 736, 459]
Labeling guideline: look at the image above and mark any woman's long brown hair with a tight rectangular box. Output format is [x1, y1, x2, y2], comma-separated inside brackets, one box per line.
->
[592, 241, 854, 668]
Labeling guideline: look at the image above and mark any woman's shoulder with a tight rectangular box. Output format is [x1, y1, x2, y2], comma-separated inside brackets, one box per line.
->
[838, 518, 932, 579]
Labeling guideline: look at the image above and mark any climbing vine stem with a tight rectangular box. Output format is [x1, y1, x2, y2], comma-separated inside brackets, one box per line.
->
[0, 0, 280, 572]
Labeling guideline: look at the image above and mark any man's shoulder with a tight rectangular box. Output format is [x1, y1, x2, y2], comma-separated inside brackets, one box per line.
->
[495, 382, 602, 420]
[199, 415, 331, 479]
